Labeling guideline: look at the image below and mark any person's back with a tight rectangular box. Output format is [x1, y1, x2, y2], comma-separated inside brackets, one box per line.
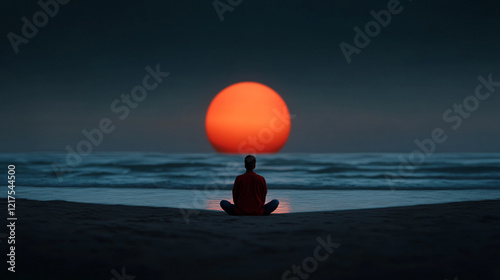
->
[233, 170, 267, 215]
[220, 155, 279, 216]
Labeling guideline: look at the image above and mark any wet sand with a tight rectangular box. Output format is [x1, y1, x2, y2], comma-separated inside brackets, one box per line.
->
[2, 198, 500, 280]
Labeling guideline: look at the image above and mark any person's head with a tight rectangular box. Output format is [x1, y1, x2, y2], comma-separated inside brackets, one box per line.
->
[244, 155, 256, 171]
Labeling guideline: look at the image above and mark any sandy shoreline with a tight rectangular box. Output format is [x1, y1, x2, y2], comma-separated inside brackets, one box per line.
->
[2, 199, 500, 279]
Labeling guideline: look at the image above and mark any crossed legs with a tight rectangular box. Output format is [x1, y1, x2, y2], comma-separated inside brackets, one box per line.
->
[220, 199, 280, 216]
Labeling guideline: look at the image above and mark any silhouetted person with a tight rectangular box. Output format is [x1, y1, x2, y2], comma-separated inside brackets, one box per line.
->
[220, 155, 279, 215]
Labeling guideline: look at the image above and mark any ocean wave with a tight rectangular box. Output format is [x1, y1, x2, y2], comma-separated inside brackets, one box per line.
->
[4, 153, 500, 193]
[416, 165, 500, 174]
[15, 183, 500, 191]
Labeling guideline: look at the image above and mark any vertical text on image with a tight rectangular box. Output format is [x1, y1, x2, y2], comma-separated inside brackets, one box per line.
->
[7, 165, 17, 273]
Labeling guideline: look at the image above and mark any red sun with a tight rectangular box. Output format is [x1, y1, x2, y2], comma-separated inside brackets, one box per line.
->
[205, 82, 291, 154]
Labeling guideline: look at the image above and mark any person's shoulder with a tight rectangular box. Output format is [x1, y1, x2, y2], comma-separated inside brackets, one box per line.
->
[236, 173, 248, 179]
[253, 172, 266, 180]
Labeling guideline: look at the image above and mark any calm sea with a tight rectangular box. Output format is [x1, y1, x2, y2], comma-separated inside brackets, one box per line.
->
[2, 153, 500, 213]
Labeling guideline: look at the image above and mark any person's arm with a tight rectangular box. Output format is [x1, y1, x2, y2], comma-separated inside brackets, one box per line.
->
[232, 176, 239, 205]
[261, 177, 267, 204]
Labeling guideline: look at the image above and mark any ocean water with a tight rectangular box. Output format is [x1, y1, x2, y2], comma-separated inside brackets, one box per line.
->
[1, 153, 500, 213]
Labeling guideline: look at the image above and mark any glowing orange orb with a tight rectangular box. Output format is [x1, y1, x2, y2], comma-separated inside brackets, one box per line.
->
[205, 82, 291, 154]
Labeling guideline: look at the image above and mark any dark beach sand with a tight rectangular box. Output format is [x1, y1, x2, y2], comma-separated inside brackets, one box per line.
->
[2, 199, 500, 280]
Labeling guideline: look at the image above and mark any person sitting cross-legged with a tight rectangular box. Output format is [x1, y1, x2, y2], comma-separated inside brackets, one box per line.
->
[220, 155, 279, 216]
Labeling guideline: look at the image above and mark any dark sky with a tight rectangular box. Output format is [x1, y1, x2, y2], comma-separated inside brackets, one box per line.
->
[1, 0, 499, 153]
